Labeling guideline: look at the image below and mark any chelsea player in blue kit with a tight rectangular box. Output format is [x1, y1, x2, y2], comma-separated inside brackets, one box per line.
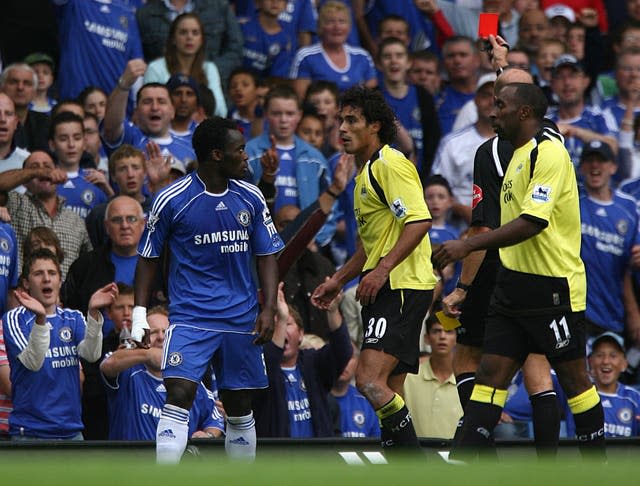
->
[132, 116, 283, 463]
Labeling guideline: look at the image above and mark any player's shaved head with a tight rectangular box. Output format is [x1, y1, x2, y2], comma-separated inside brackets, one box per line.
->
[495, 68, 534, 93]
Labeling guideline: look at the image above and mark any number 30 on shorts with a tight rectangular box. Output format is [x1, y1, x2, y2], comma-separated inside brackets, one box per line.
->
[365, 317, 387, 339]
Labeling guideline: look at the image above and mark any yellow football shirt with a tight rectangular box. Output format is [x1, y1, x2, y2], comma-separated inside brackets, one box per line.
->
[499, 134, 586, 312]
[353, 145, 437, 290]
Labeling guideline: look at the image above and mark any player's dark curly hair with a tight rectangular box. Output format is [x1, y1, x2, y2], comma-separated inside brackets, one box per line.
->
[192, 116, 239, 163]
[339, 86, 397, 145]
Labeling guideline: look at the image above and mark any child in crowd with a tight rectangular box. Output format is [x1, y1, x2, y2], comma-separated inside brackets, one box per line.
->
[25, 53, 57, 115]
[238, 0, 294, 80]
[566, 333, 640, 438]
[304, 80, 340, 157]
[78, 86, 108, 121]
[296, 109, 325, 152]
[423, 175, 460, 296]
[228, 67, 265, 140]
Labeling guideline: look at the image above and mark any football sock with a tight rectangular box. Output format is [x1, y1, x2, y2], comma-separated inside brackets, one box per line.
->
[530, 390, 560, 459]
[455, 372, 476, 409]
[450, 385, 506, 461]
[451, 372, 477, 449]
[226, 412, 257, 461]
[376, 393, 420, 448]
[568, 386, 606, 461]
[156, 404, 189, 464]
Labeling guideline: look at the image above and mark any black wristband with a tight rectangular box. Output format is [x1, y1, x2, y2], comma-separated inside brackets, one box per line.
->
[326, 188, 339, 199]
[456, 281, 471, 291]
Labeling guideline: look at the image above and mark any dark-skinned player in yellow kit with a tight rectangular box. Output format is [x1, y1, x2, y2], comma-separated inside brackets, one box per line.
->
[434, 82, 605, 461]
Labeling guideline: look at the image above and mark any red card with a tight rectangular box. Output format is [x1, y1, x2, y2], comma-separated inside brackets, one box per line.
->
[478, 13, 499, 38]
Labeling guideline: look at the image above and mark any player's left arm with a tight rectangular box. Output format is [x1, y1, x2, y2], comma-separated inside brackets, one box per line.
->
[255, 254, 278, 344]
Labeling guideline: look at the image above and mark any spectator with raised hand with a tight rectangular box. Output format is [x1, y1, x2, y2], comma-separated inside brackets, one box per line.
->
[143, 13, 227, 118]
[100, 305, 224, 441]
[102, 60, 196, 171]
[254, 282, 352, 438]
[136, 0, 244, 92]
[2, 249, 117, 440]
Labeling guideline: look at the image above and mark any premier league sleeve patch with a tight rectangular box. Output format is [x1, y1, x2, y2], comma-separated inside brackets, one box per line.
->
[391, 198, 407, 218]
[531, 184, 552, 203]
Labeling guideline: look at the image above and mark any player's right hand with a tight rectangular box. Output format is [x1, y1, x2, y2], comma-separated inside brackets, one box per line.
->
[311, 276, 342, 310]
[442, 288, 466, 318]
[131, 306, 151, 349]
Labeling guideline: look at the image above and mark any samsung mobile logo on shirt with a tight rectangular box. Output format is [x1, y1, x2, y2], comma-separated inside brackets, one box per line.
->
[194, 230, 249, 245]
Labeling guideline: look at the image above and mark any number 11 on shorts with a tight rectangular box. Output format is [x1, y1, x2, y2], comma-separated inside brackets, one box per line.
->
[549, 316, 571, 349]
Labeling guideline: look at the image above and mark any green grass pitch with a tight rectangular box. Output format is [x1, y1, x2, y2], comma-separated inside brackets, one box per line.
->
[2, 446, 639, 486]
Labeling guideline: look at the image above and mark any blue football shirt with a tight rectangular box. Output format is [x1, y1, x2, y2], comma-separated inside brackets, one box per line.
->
[3, 307, 87, 438]
[139, 175, 284, 331]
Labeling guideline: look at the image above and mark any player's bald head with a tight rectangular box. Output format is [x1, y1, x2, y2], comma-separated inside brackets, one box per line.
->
[495, 68, 534, 94]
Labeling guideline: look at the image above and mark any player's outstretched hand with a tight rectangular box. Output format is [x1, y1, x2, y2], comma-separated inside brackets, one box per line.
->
[132, 306, 151, 349]
[311, 276, 342, 310]
[433, 239, 470, 269]
[356, 266, 388, 306]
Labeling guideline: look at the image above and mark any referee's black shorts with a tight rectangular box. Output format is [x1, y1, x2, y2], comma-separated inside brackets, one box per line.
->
[457, 257, 499, 348]
[361, 281, 432, 375]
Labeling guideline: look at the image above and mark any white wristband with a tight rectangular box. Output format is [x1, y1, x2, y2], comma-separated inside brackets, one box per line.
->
[131, 306, 149, 342]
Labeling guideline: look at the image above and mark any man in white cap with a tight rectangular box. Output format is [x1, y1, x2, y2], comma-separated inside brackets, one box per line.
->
[431, 73, 497, 225]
